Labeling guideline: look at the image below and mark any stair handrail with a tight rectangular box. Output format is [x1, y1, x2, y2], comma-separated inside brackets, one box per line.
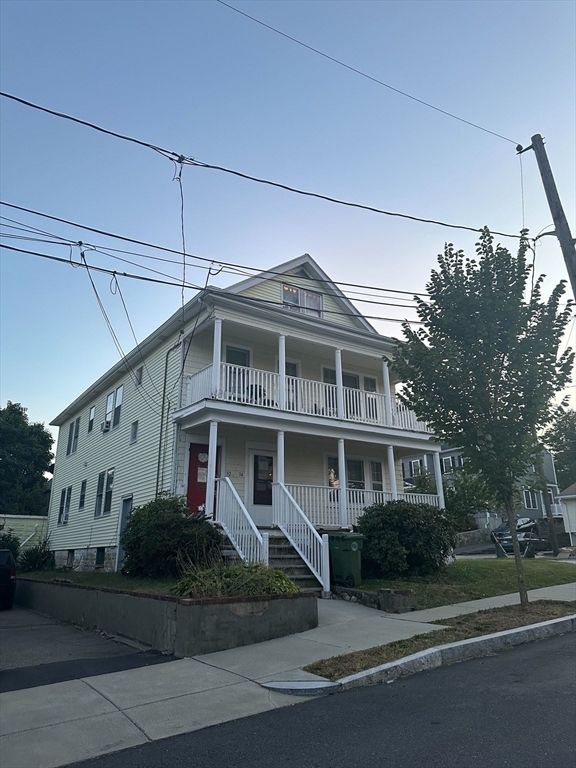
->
[273, 482, 330, 592]
[216, 477, 269, 565]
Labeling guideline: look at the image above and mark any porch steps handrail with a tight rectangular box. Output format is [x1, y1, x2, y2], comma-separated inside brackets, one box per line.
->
[273, 482, 330, 592]
[215, 478, 269, 564]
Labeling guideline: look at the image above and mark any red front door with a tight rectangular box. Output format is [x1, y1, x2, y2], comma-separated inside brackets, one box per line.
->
[187, 444, 219, 516]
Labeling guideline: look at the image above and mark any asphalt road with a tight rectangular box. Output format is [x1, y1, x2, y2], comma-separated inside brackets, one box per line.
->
[68, 632, 576, 768]
[0, 606, 172, 693]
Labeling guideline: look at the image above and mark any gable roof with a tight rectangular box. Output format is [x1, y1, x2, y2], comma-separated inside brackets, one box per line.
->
[224, 253, 378, 334]
[559, 483, 576, 498]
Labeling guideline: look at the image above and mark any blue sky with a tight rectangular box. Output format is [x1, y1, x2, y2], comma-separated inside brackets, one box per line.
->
[1, 0, 574, 440]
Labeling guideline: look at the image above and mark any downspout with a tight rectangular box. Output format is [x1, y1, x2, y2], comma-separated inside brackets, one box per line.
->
[156, 337, 183, 498]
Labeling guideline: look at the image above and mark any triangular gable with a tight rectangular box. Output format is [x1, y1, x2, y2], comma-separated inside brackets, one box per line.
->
[224, 254, 377, 334]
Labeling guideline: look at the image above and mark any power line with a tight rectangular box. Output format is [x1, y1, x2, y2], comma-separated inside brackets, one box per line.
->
[0, 242, 423, 324]
[215, 0, 520, 146]
[0, 93, 521, 239]
[0, 202, 431, 296]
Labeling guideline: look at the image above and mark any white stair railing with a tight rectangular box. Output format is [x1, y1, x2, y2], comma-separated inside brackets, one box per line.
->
[273, 482, 330, 592]
[216, 478, 269, 564]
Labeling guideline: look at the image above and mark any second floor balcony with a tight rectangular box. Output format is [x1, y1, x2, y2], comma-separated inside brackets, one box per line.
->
[181, 362, 431, 434]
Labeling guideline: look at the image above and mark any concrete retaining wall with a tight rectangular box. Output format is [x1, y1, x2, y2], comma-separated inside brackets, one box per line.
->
[16, 579, 318, 657]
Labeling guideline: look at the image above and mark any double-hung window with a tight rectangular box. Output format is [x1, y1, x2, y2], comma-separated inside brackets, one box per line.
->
[95, 468, 114, 516]
[282, 284, 323, 317]
[78, 480, 87, 511]
[442, 456, 456, 473]
[410, 459, 423, 476]
[58, 486, 72, 524]
[66, 418, 80, 456]
[104, 385, 123, 430]
[88, 406, 95, 433]
[523, 489, 538, 510]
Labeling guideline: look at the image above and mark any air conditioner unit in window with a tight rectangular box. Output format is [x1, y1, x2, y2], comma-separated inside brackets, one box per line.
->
[101, 420, 111, 433]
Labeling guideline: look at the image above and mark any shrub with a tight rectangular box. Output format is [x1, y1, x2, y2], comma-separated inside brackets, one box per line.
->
[173, 561, 300, 598]
[356, 500, 457, 579]
[18, 539, 55, 572]
[120, 495, 224, 579]
[0, 529, 20, 560]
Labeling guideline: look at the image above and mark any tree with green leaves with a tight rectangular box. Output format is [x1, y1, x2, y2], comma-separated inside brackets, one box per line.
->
[394, 229, 574, 606]
[542, 409, 576, 492]
[0, 402, 53, 516]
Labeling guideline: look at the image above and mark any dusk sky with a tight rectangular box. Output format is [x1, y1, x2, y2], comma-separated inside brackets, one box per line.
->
[1, 0, 574, 441]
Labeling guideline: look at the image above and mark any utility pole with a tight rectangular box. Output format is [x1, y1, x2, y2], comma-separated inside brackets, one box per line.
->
[517, 135, 576, 299]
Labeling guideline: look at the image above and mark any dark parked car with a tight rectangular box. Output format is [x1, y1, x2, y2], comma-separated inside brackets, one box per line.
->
[0, 549, 16, 609]
[491, 518, 550, 553]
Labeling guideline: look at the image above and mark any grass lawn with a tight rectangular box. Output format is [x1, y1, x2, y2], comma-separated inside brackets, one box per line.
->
[21, 570, 177, 595]
[360, 559, 576, 609]
[305, 600, 576, 681]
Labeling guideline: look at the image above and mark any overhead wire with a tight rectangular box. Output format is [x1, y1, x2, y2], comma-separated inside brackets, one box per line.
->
[0, 202, 431, 297]
[0, 242, 423, 324]
[215, 0, 520, 146]
[0, 93, 522, 239]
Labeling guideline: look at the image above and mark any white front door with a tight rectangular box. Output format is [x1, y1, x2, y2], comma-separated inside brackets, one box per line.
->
[248, 450, 276, 526]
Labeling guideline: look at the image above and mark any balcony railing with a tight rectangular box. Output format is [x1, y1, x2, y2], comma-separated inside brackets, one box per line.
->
[181, 363, 431, 433]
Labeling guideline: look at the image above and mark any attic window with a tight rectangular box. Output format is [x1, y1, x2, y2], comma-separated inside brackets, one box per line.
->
[282, 284, 323, 318]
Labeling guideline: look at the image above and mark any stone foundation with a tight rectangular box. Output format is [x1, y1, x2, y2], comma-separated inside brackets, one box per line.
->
[331, 585, 415, 613]
[53, 546, 117, 572]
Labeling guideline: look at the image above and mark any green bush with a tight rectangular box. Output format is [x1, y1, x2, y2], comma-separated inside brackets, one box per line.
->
[173, 561, 300, 598]
[356, 500, 457, 579]
[120, 496, 224, 579]
[18, 539, 55, 572]
[0, 529, 20, 560]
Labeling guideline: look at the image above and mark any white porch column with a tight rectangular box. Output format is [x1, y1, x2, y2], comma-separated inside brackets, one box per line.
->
[205, 420, 219, 518]
[387, 444, 398, 499]
[335, 348, 344, 418]
[382, 358, 393, 426]
[277, 430, 285, 484]
[211, 318, 222, 397]
[432, 452, 446, 508]
[278, 334, 286, 410]
[338, 438, 348, 527]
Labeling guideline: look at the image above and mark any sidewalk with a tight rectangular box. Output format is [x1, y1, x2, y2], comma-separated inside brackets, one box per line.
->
[2, 582, 575, 768]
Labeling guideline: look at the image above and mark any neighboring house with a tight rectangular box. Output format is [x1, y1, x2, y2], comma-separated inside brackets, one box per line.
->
[47, 254, 444, 586]
[558, 483, 576, 546]
[0, 515, 48, 551]
[402, 446, 562, 524]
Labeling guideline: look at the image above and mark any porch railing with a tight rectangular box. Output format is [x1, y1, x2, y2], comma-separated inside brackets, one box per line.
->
[398, 492, 441, 507]
[273, 482, 330, 592]
[215, 478, 269, 564]
[285, 484, 338, 527]
[346, 489, 396, 524]
[181, 362, 431, 433]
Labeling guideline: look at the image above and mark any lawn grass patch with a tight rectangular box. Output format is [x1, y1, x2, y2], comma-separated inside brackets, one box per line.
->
[305, 600, 576, 681]
[360, 559, 576, 609]
[21, 570, 177, 595]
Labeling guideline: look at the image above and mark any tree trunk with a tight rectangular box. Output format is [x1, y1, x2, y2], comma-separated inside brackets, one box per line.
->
[504, 498, 529, 607]
[538, 458, 560, 556]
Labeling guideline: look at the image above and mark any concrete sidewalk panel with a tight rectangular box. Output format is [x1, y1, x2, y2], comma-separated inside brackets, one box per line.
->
[124, 680, 297, 740]
[0, 679, 116, 736]
[295, 616, 445, 651]
[316, 599, 379, 627]
[0, 711, 148, 768]
[197, 635, 352, 678]
[83, 658, 245, 709]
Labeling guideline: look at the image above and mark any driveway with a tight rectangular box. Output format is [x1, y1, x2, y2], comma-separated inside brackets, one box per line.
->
[0, 606, 172, 693]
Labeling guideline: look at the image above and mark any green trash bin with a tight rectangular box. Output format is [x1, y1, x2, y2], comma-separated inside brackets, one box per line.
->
[325, 532, 364, 588]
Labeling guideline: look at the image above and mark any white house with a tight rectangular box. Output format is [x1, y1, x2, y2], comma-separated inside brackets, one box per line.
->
[47, 255, 444, 588]
[559, 483, 576, 546]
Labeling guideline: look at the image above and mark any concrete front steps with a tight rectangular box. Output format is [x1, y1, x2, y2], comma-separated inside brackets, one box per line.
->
[266, 532, 322, 591]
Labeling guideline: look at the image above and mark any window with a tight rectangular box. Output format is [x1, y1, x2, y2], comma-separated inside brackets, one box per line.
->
[78, 480, 87, 510]
[327, 457, 366, 490]
[442, 456, 456, 473]
[66, 550, 74, 568]
[58, 486, 72, 524]
[364, 377, 377, 393]
[95, 468, 114, 516]
[130, 421, 139, 444]
[523, 490, 538, 510]
[282, 284, 323, 317]
[88, 406, 95, 433]
[370, 462, 383, 491]
[410, 459, 423, 476]
[134, 366, 143, 386]
[95, 547, 106, 568]
[226, 347, 250, 367]
[104, 386, 123, 429]
[66, 418, 80, 456]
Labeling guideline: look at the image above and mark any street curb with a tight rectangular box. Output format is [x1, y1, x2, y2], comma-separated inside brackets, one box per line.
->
[336, 614, 576, 690]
